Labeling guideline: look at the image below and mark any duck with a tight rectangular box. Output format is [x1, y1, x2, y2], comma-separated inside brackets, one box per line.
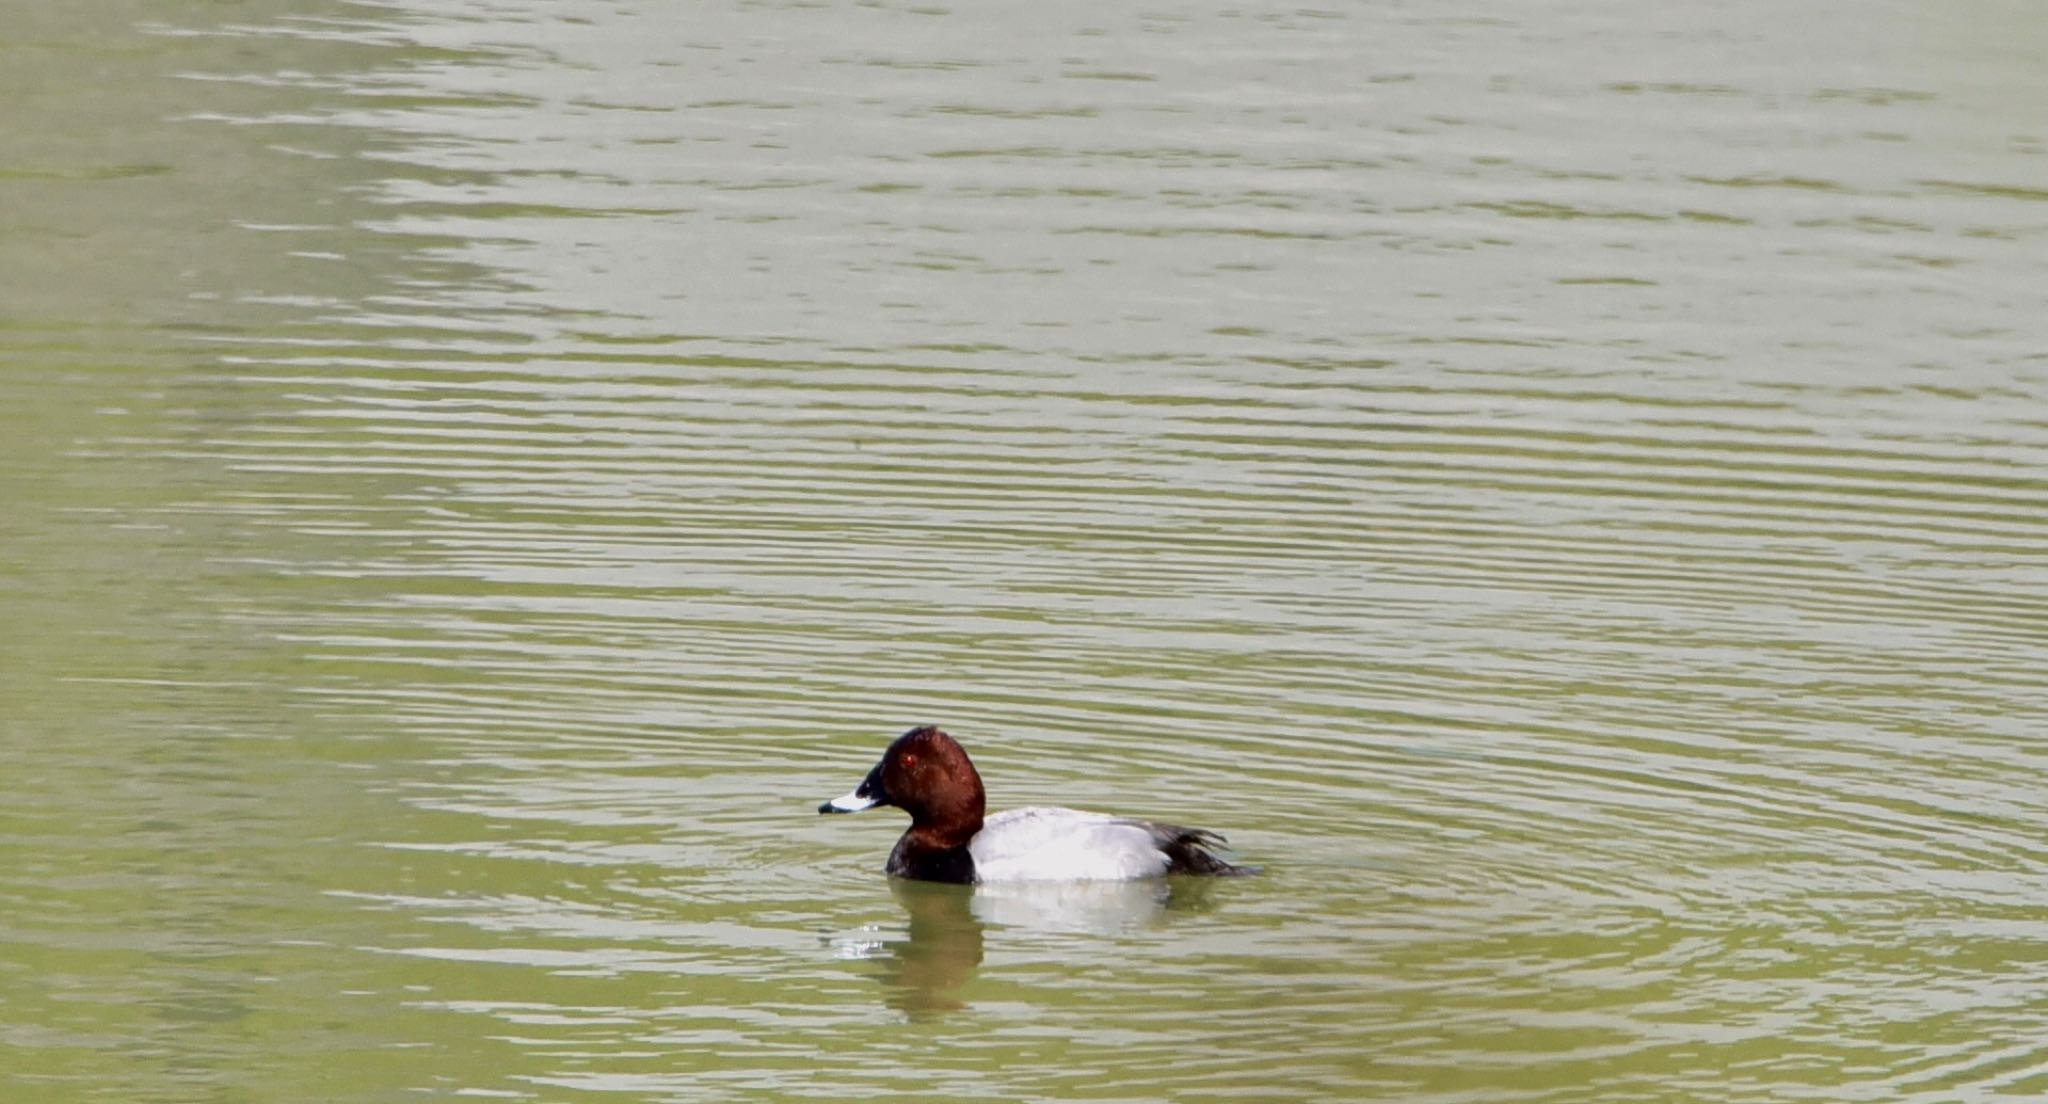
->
[818, 725, 1254, 884]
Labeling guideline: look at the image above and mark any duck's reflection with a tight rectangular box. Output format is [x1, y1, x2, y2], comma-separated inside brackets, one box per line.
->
[870, 880, 983, 1015]
[967, 877, 1172, 931]
[864, 877, 1225, 1016]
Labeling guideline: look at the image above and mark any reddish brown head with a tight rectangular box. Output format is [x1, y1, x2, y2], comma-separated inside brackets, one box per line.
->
[819, 725, 987, 846]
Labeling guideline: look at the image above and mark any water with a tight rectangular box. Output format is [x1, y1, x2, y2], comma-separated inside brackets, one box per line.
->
[4, 1, 2047, 1101]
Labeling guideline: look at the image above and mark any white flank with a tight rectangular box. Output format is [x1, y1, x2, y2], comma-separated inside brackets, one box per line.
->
[967, 806, 1172, 882]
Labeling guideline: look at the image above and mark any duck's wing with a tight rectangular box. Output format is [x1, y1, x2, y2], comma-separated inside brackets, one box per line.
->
[970, 807, 1172, 882]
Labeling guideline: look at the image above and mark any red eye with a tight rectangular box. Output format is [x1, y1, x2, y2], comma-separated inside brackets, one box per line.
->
[901, 753, 918, 767]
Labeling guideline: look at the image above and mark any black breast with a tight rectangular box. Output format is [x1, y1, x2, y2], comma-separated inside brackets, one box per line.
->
[886, 837, 977, 884]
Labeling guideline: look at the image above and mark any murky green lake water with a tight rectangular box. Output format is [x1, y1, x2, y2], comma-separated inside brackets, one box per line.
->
[5, 2, 2046, 1101]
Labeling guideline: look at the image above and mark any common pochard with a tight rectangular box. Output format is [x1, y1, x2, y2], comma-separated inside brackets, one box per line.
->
[818, 725, 1254, 883]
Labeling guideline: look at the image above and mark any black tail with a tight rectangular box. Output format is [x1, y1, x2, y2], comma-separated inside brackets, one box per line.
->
[1133, 820, 1259, 877]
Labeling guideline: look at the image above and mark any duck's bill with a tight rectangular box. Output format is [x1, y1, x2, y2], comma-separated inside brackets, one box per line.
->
[819, 761, 889, 815]
[819, 789, 879, 814]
